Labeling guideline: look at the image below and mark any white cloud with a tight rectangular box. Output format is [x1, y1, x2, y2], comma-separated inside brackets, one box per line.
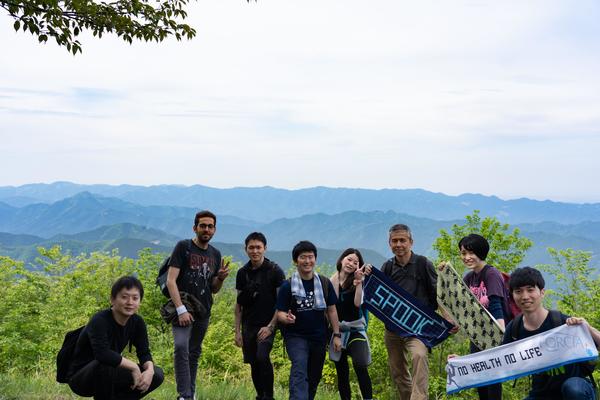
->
[1, 0, 600, 202]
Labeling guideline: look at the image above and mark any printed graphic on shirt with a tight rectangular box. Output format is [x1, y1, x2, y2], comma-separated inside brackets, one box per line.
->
[187, 253, 215, 294]
[469, 281, 489, 308]
[294, 290, 315, 312]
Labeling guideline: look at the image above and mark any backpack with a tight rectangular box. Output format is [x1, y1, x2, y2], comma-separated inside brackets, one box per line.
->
[156, 239, 192, 298]
[480, 266, 520, 322]
[56, 325, 85, 383]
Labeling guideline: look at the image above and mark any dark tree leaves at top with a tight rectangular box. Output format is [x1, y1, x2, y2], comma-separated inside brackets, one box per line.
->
[1, 0, 198, 54]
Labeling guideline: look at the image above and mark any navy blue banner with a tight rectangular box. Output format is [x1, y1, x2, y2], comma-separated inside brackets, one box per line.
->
[363, 267, 452, 347]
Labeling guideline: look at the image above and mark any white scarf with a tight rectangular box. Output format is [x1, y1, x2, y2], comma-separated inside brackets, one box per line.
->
[290, 271, 326, 310]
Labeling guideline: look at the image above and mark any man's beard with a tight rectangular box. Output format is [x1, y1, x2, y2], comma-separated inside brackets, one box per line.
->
[196, 233, 211, 244]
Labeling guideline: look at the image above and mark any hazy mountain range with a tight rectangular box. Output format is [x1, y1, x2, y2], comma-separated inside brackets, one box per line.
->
[2, 182, 600, 224]
[0, 183, 599, 270]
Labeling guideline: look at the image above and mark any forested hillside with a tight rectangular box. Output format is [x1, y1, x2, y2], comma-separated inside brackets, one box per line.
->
[1, 212, 598, 399]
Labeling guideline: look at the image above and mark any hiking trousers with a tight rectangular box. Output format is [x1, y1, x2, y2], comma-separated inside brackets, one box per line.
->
[384, 330, 428, 400]
[172, 316, 210, 398]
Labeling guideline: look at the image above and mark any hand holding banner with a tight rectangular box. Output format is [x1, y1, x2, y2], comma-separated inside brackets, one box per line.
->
[446, 323, 599, 394]
[363, 267, 453, 348]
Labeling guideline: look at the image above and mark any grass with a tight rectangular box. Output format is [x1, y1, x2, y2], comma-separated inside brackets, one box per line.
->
[0, 372, 344, 400]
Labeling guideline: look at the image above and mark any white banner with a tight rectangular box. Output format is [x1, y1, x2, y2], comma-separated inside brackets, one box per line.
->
[446, 324, 598, 394]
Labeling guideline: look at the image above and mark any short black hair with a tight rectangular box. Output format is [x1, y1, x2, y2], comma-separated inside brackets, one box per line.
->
[292, 240, 317, 262]
[194, 210, 217, 227]
[245, 232, 267, 247]
[336, 248, 364, 272]
[509, 267, 545, 293]
[458, 234, 490, 261]
[111, 275, 144, 300]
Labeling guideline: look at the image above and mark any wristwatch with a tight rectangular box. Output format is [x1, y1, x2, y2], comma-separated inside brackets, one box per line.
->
[332, 332, 342, 338]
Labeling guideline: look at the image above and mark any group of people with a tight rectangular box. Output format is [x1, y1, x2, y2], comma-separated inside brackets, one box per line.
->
[452, 233, 600, 400]
[62, 210, 600, 400]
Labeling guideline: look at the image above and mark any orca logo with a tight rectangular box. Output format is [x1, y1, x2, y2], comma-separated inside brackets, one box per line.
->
[543, 332, 584, 352]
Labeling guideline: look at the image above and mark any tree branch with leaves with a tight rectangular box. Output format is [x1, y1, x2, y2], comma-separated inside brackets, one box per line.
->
[2, 0, 197, 54]
[433, 210, 533, 274]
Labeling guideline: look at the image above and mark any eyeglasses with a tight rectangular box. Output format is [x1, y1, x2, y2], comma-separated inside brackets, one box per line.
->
[198, 224, 215, 230]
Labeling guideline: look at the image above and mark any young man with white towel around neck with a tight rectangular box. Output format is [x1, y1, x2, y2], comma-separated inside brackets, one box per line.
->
[276, 240, 342, 400]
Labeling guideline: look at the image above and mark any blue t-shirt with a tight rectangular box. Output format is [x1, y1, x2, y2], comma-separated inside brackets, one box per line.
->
[276, 276, 337, 343]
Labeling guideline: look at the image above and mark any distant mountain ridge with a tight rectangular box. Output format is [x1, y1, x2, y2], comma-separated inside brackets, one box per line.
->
[0, 192, 257, 238]
[0, 226, 386, 270]
[2, 203, 599, 272]
[2, 182, 600, 224]
[1, 184, 599, 273]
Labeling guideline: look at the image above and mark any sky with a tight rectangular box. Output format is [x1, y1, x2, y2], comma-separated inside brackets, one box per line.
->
[1, 0, 600, 203]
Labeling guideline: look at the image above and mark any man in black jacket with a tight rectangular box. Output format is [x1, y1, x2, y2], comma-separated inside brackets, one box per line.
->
[68, 276, 164, 399]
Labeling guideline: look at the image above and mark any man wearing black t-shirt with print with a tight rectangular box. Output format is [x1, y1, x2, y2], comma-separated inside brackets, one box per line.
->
[234, 232, 285, 400]
[166, 210, 230, 400]
[503, 267, 600, 400]
[68, 276, 164, 399]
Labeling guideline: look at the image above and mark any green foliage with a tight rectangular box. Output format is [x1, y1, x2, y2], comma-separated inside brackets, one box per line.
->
[1, 0, 198, 54]
[1, 242, 596, 399]
[433, 210, 533, 274]
[539, 248, 599, 320]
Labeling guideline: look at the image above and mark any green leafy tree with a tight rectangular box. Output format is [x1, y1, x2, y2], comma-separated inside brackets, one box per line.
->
[1, 0, 197, 54]
[0, 244, 541, 399]
[539, 248, 599, 318]
[433, 210, 533, 274]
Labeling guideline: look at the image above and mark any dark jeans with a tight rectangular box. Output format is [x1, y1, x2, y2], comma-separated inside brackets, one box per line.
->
[524, 377, 596, 400]
[68, 360, 164, 400]
[284, 335, 326, 400]
[172, 316, 210, 398]
[334, 333, 372, 400]
[242, 325, 276, 400]
[470, 342, 502, 400]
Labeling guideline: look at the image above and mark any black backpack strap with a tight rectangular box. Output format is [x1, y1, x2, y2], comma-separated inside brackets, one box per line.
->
[511, 313, 523, 341]
[415, 255, 437, 309]
[549, 309, 563, 328]
[185, 239, 192, 260]
[382, 258, 394, 276]
[317, 273, 330, 301]
[287, 277, 295, 313]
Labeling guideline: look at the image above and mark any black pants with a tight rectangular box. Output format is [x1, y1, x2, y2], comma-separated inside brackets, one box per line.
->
[68, 360, 164, 400]
[334, 332, 373, 400]
[470, 342, 502, 400]
[242, 325, 276, 400]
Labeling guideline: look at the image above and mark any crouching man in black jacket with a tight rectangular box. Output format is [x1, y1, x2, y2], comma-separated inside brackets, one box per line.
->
[68, 276, 164, 399]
